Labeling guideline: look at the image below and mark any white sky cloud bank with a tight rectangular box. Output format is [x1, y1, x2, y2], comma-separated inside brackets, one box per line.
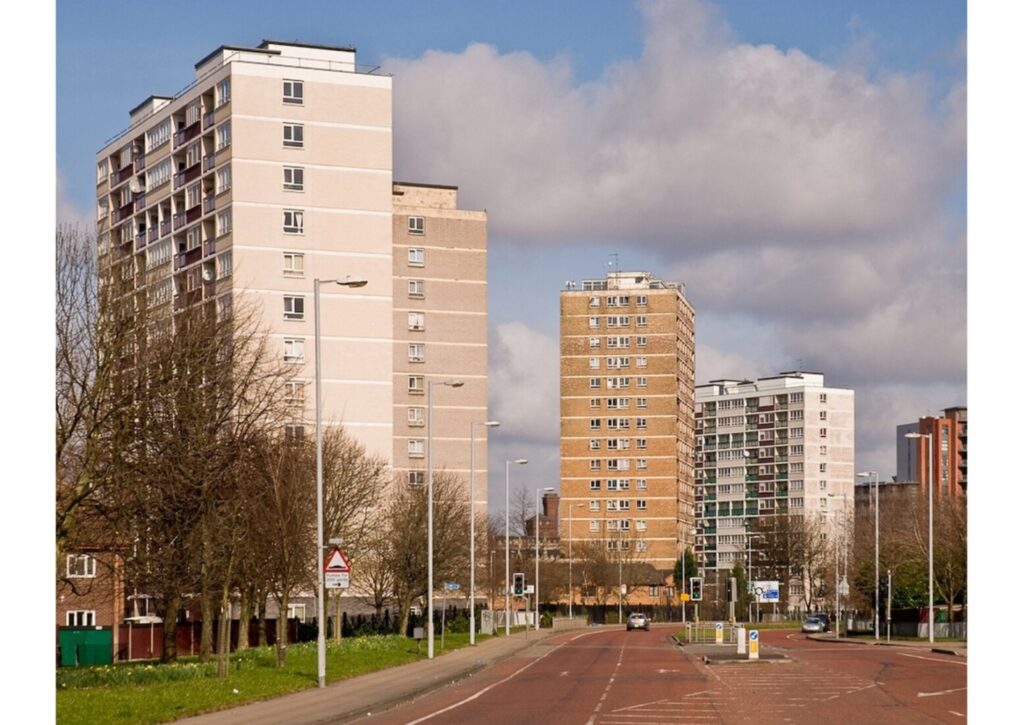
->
[388, 0, 964, 253]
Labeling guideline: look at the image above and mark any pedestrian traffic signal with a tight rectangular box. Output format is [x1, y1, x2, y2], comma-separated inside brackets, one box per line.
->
[513, 572, 525, 596]
[689, 577, 703, 601]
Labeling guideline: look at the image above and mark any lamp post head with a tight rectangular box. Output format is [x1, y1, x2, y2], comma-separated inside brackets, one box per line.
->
[449, 380, 464, 388]
[513, 459, 528, 465]
[484, 420, 501, 427]
[335, 275, 368, 288]
[856, 471, 877, 478]
[542, 486, 555, 492]
[904, 432, 930, 440]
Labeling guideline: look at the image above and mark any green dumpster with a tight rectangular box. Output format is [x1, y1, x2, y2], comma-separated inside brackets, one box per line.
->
[59, 627, 113, 666]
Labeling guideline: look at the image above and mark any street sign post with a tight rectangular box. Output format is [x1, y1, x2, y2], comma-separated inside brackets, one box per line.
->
[324, 547, 351, 589]
[715, 621, 724, 645]
[749, 629, 759, 660]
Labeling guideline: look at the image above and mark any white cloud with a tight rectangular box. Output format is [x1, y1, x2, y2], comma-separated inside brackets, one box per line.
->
[57, 170, 92, 231]
[388, 0, 963, 254]
[488, 322, 560, 444]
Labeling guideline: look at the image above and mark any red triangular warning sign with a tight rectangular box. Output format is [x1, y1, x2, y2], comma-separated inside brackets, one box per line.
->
[324, 548, 351, 573]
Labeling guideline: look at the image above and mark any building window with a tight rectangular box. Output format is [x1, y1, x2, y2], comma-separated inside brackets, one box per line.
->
[637, 459, 648, 470]
[285, 424, 305, 442]
[590, 439, 601, 451]
[588, 296, 601, 307]
[408, 471, 425, 486]
[590, 479, 601, 491]
[637, 438, 647, 449]
[636, 479, 647, 490]
[216, 78, 231, 107]
[67, 554, 96, 578]
[146, 119, 171, 150]
[589, 500, 600, 512]
[408, 376, 424, 394]
[590, 398, 600, 408]
[819, 410, 828, 420]
[819, 428, 828, 438]
[637, 398, 648, 408]
[284, 295, 305, 320]
[408, 439, 425, 458]
[820, 445, 828, 455]
[589, 378, 600, 389]
[819, 462, 827, 473]
[283, 338, 305, 363]
[283, 123, 304, 148]
[590, 418, 601, 430]
[217, 210, 232, 236]
[819, 480, 828, 490]
[637, 336, 648, 347]
[636, 418, 647, 429]
[408, 407, 425, 427]
[636, 356, 648, 368]
[408, 279, 425, 298]
[284, 381, 305, 405]
[284, 166, 304, 191]
[636, 315, 647, 327]
[637, 295, 648, 307]
[819, 393, 828, 403]
[287, 603, 307, 621]
[790, 427, 803, 438]
[637, 377, 647, 388]
[637, 499, 647, 510]
[216, 122, 231, 150]
[590, 521, 600, 532]
[638, 521, 648, 532]
[217, 251, 232, 279]
[408, 216, 425, 234]
[216, 166, 231, 193]
[589, 317, 600, 328]
[283, 79, 304, 104]
[408, 343, 425, 362]
[408, 248, 425, 266]
[283, 252, 304, 278]
[590, 357, 600, 369]
[590, 337, 601, 349]
[283, 209, 304, 234]
[66, 611, 96, 627]
[408, 312, 425, 331]
[590, 459, 600, 471]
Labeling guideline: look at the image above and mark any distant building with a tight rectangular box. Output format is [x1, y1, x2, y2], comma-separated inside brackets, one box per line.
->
[895, 406, 967, 496]
[525, 491, 561, 541]
[559, 271, 697, 573]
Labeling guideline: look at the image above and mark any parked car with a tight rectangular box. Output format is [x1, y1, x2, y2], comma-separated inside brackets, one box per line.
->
[626, 612, 650, 631]
[801, 614, 830, 633]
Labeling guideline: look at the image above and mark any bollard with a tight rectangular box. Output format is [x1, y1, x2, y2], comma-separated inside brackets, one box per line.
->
[736, 626, 746, 655]
[714, 622, 724, 645]
[748, 629, 759, 660]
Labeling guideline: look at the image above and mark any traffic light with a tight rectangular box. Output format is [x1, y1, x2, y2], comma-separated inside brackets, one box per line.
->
[689, 577, 703, 602]
[513, 572, 525, 596]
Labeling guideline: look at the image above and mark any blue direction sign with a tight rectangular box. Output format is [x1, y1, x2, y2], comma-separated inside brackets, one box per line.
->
[444, 582, 460, 591]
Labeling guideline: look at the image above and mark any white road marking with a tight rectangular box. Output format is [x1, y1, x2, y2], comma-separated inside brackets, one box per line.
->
[918, 687, 967, 698]
[949, 711, 965, 718]
[404, 629, 600, 724]
[586, 642, 628, 725]
[899, 652, 968, 666]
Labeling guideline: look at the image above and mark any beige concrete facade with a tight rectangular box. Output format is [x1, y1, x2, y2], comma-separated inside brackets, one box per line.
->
[694, 372, 855, 591]
[391, 183, 489, 506]
[96, 41, 395, 461]
[559, 272, 697, 572]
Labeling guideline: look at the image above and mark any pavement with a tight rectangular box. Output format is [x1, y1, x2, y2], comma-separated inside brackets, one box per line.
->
[178, 628, 562, 725]
[805, 632, 967, 658]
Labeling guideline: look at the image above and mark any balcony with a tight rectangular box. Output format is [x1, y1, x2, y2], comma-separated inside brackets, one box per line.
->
[174, 288, 202, 310]
[203, 280, 217, 298]
[203, 239, 216, 257]
[202, 195, 216, 215]
[111, 162, 134, 186]
[148, 227, 158, 243]
[173, 120, 201, 149]
[134, 194, 146, 212]
[173, 212, 186, 230]
[160, 219, 172, 237]
[135, 232, 147, 251]
[173, 247, 202, 271]
[203, 111, 215, 130]
[173, 163, 202, 190]
[136, 154, 146, 172]
[186, 204, 202, 224]
[114, 202, 134, 224]
[203, 154, 215, 173]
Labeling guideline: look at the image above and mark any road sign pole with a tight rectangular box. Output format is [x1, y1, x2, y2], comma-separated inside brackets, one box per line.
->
[749, 629, 759, 660]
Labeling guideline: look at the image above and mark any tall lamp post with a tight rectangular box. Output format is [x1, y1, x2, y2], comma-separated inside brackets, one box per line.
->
[469, 420, 500, 645]
[314, 275, 367, 688]
[426, 379, 464, 659]
[505, 459, 528, 635]
[567, 503, 584, 619]
[534, 486, 555, 629]
[905, 431, 934, 643]
[858, 471, 880, 640]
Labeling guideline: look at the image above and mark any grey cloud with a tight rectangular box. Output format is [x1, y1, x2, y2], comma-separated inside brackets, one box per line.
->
[488, 322, 560, 445]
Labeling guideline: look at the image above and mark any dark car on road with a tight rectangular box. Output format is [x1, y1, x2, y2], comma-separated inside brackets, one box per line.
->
[626, 612, 650, 631]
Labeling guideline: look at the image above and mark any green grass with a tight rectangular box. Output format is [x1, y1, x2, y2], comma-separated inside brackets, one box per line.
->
[57, 633, 490, 725]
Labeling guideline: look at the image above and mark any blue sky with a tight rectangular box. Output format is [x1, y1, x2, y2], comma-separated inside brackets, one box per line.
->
[56, 0, 967, 514]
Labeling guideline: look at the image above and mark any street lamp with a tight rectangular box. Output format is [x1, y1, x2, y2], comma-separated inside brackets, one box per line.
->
[905, 431, 934, 643]
[314, 275, 367, 689]
[535, 486, 555, 630]
[857, 471, 880, 641]
[827, 492, 849, 640]
[469, 420, 500, 645]
[505, 459, 528, 635]
[567, 503, 585, 619]
[426, 379, 464, 659]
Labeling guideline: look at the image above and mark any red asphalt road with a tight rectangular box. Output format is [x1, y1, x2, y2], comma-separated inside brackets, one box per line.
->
[358, 627, 967, 725]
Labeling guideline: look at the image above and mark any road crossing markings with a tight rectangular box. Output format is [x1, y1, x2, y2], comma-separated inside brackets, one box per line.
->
[586, 642, 628, 725]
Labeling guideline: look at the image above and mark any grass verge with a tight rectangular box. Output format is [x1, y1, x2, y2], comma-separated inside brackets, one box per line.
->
[57, 632, 488, 725]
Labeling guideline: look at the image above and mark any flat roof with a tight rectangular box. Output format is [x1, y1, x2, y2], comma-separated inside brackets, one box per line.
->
[128, 94, 173, 117]
[194, 44, 278, 70]
[259, 39, 357, 53]
[393, 180, 459, 191]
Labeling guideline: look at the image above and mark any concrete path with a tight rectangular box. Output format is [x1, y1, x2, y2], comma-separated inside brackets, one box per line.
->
[178, 630, 560, 725]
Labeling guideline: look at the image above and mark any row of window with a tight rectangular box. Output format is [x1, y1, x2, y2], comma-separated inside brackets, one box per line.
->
[590, 335, 649, 348]
[589, 458, 650, 471]
[588, 478, 649, 491]
[588, 315, 648, 328]
[590, 417, 648, 430]
[588, 294, 648, 308]
[589, 438, 649, 450]
[589, 356, 649, 369]
[591, 376, 649, 389]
